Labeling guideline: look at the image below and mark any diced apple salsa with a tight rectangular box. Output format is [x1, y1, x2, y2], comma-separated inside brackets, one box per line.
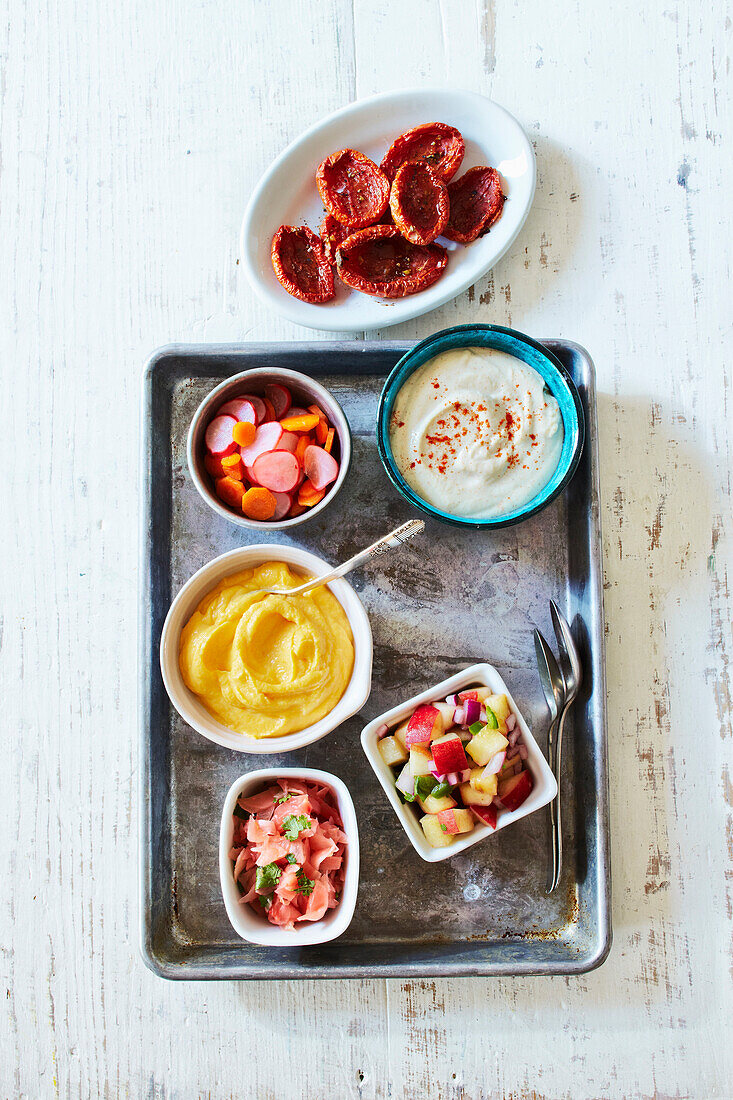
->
[377, 686, 534, 848]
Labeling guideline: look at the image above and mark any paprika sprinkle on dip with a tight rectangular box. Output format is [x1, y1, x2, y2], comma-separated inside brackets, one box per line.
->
[389, 347, 564, 520]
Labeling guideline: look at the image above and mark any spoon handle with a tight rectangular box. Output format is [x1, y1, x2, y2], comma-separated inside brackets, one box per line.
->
[284, 519, 425, 597]
[546, 705, 571, 893]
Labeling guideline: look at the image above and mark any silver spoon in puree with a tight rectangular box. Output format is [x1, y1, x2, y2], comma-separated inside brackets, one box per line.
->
[261, 519, 425, 598]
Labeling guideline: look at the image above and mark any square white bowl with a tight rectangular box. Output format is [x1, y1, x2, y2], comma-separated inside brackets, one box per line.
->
[219, 767, 359, 946]
[160, 544, 373, 753]
[360, 663, 557, 863]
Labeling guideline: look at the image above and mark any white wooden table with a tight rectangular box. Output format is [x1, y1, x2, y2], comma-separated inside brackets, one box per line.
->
[2, 1, 731, 1096]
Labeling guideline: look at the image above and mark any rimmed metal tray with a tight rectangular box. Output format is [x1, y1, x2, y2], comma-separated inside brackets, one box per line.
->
[140, 340, 611, 979]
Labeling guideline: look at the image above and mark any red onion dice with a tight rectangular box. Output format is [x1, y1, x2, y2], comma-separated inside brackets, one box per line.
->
[485, 750, 506, 775]
[446, 693, 459, 707]
[463, 699, 481, 726]
[376, 722, 390, 740]
[518, 744, 529, 761]
[453, 705, 465, 726]
[506, 744, 520, 760]
[506, 713, 517, 732]
[395, 762, 414, 796]
[507, 728, 521, 747]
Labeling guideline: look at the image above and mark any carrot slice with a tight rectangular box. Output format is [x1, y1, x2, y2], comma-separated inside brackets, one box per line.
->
[297, 478, 327, 507]
[308, 403, 327, 420]
[315, 418, 329, 445]
[261, 396, 277, 423]
[221, 453, 245, 481]
[295, 434, 312, 465]
[204, 453, 227, 478]
[242, 486, 277, 520]
[215, 477, 245, 508]
[324, 427, 335, 454]
[280, 413, 320, 433]
[232, 420, 256, 447]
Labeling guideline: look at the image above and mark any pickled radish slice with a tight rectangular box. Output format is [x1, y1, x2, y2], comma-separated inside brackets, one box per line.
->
[271, 491, 293, 521]
[252, 449, 301, 493]
[265, 383, 292, 419]
[239, 422, 284, 466]
[218, 398, 258, 425]
[205, 415, 237, 456]
[303, 445, 339, 491]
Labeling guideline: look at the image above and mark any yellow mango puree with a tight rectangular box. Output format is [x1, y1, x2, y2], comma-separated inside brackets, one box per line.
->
[179, 562, 355, 738]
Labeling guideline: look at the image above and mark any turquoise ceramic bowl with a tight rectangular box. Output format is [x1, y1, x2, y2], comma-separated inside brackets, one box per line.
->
[377, 324, 585, 529]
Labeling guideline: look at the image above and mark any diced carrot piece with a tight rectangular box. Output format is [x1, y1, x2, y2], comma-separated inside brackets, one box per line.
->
[204, 453, 227, 478]
[262, 396, 277, 422]
[288, 500, 307, 518]
[324, 427, 335, 454]
[295, 434, 312, 465]
[221, 453, 245, 481]
[242, 486, 276, 520]
[297, 478, 326, 508]
[280, 413, 320, 433]
[215, 476, 245, 508]
[315, 418, 329, 445]
[308, 403, 327, 421]
[232, 420, 256, 447]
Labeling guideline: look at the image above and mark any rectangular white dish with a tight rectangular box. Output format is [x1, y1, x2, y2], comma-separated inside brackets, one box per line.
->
[361, 663, 557, 862]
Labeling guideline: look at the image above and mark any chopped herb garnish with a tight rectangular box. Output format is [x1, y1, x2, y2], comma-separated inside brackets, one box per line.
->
[259, 895, 271, 911]
[440, 823, 448, 832]
[274, 792, 293, 805]
[232, 803, 249, 820]
[414, 775, 438, 801]
[286, 853, 298, 865]
[282, 813, 311, 840]
[296, 869, 315, 897]
[255, 863, 282, 893]
[401, 791, 415, 803]
[484, 706, 499, 729]
[431, 781, 452, 799]
[468, 721, 484, 735]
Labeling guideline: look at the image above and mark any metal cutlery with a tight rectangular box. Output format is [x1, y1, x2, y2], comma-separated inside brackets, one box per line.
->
[535, 602, 583, 893]
[261, 519, 425, 597]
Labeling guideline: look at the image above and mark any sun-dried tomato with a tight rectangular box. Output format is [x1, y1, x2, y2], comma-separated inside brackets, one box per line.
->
[389, 163, 449, 246]
[443, 166, 505, 244]
[316, 148, 390, 227]
[319, 213, 356, 264]
[335, 225, 447, 298]
[271, 225, 335, 302]
[380, 123, 465, 184]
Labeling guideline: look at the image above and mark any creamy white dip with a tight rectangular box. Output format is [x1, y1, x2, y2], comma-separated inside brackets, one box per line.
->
[389, 346, 564, 519]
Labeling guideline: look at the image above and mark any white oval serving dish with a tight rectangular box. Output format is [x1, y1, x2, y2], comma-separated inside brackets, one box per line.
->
[240, 88, 536, 333]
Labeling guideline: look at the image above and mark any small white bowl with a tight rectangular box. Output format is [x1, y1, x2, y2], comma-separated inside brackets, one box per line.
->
[361, 663, 557, 863]
[219, 767, 359, 946]
[187, 367, 351, 531]
[160, 545, 373, 753]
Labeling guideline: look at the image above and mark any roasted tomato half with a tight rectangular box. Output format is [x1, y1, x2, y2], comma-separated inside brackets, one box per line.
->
[319, 213, 357, 264]
[271, 225, 335, 303]
[389, 163, 449, 246]
[443, 166, 505, 244]
[335, 225, 448, 299]
[380, 122, 465, 184]
[316, 148, 390, 228]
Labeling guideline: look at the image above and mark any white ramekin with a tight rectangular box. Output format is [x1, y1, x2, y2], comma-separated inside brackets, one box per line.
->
[219, 767, 359, 946]
[360, 663, 557, 863]
[160, 545, 373, 753]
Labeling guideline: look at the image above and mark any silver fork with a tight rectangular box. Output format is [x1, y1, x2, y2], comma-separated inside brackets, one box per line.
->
[546, 600, 582, 893]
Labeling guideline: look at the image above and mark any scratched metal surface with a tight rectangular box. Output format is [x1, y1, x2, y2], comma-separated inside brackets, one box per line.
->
[140, 341, 610, 978]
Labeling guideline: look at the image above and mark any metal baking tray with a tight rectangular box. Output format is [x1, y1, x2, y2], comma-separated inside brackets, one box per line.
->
[140, 340, 611, 979]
